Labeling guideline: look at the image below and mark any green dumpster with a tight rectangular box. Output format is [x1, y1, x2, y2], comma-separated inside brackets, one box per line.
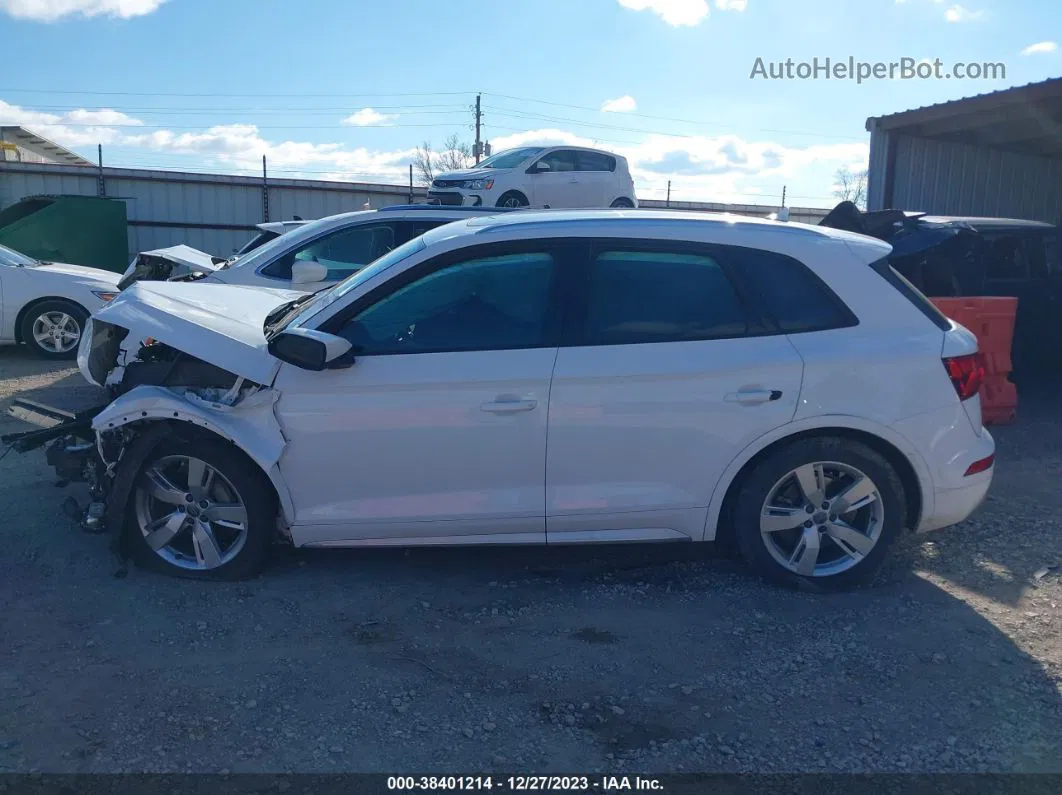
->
[0, 195, 127, 273]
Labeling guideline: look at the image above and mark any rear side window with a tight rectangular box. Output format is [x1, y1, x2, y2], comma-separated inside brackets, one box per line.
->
[870, 257, 951, 331]
[579, 152, 616, 172]
[580, 249, 749, 345]
[732, 248, 855, 333]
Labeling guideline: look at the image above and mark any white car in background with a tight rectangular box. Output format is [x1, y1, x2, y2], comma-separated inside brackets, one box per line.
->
[118, 205, 518, 293]
[428, 146, 638, 209]
[0, 243, 119, 359]
[21, 210, 994, 588]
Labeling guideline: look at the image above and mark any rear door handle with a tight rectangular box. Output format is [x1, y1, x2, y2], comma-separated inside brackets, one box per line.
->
[724, 389, 782, 405]
[481, 396, 538, 414]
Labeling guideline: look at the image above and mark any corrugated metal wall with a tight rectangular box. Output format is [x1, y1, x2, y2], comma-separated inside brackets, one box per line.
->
[0, 161, 831, 261]
[0, 162, 415, 259]
[867, 132, 1062, 222]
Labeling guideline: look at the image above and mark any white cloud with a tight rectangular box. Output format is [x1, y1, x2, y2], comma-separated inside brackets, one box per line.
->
[1022, 41, 1058, 55]
[601, 95, 638, 113]
[714, 0, 747, 10]
[616, 0, 709, 27]
[341, 107, 396, 127]
[943, 4, 983, 22]
[0, 0, 165, 21]
[63, 108, 143, 126]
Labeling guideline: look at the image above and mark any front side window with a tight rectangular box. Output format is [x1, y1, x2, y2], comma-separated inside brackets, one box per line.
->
[263, 224, 396, 281]
[536, 150, 578, 173]
[340, 251, 554, 354]
[580, 249, 749, 345]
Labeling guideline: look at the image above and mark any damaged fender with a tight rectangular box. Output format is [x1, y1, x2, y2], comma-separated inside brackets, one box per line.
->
[93, 385, 296, 526]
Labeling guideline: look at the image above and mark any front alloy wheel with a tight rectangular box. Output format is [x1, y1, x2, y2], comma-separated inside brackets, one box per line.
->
[134, 455, 249, 571]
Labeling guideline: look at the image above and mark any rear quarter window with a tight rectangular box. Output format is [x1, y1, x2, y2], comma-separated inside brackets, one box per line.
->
[728, 247, 857, 333]
[869, 256, 951, 331]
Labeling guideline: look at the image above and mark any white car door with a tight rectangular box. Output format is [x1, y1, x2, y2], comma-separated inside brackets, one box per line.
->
[272, 240, 567, 546]
[545, 241, 806, 543]
[528, 150, 590, 208]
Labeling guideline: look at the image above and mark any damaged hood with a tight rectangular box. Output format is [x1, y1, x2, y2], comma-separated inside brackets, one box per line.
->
[118, 244, 228, 290]
[84, 281, 304, 386]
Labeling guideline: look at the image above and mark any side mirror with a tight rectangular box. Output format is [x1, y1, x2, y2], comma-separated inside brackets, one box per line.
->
[528, 161, 551, 174]
[291, 258, 329, 285]
[268, 327, 354, 371]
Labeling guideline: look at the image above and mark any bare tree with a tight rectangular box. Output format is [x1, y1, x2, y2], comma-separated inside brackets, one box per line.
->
[436, 133, 473, 173]
[413, 141, 435, 186]
[833, 166, 869, 209]
[412, 134, 474, 186]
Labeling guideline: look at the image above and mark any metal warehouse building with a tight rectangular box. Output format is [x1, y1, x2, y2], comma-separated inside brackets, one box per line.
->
[866, 77, 1062, 222]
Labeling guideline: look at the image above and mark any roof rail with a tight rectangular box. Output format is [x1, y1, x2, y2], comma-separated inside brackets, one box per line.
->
[377, 203, 524, 213]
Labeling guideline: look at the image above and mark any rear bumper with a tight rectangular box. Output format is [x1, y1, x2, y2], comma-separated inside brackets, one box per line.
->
[917, 471, 993, 533]
[891, 402, 996, 533]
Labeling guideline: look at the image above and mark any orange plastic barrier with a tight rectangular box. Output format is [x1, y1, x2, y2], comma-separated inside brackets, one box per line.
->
[930, 297, 1019, 425]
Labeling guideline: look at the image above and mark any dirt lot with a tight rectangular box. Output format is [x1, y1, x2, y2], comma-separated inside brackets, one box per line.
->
[0, 346, 1059, 774]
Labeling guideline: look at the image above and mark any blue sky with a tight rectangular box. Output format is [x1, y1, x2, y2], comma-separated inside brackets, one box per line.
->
[0, 0, 1058, 207]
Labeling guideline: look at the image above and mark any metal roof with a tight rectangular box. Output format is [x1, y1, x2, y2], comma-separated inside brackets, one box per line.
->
[0, 126, 93, 166]
[865, 78, 1062, 158]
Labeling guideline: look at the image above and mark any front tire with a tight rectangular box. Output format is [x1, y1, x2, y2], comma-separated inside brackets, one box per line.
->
[733, 437, 905, 591]
[21, 299, 88, 359]
[496, 191, 529, 208]
[127, 437, 276, 580]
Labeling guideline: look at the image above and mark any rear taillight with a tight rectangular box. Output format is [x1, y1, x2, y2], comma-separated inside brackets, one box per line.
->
[943, 354, 985, 402]
[964, 454, 995, 476]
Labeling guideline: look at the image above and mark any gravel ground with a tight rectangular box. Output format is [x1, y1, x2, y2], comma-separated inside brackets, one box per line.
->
[0, 345, 1059, 774]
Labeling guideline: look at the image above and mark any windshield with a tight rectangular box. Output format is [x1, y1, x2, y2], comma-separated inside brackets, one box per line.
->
[475, 147, 544, 169]
[0, 243, 39, 267]
[282, 236, 428, 331]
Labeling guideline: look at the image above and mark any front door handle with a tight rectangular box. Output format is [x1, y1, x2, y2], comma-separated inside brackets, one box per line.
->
[724, 389, 782, 406]
[481, 396, 538, 414]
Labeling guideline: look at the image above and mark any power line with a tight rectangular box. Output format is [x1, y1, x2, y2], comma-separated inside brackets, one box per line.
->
[482, 91, 868, 142]
[0, 87, 476, 98]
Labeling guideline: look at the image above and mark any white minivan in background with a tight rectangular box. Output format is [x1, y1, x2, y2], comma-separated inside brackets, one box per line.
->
[428, 146, 637, 209]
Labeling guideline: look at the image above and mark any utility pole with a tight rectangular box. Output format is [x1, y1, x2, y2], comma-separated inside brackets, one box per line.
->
[96, 144, 106, 198]
[262, 154, 270, 222]
[666, 180, 671, 208]
[781, 185, 787, 207]
[474, 93, 482, 164]
[409, 163, 414, 203]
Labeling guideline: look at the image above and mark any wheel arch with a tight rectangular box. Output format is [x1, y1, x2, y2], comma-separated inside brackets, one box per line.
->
[14, 296, 89, 344]
[93, 386, 296, 529]
[704, 418, 931, 544]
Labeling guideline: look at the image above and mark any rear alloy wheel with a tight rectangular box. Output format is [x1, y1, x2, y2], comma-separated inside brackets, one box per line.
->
[734, 438, 904, 590]
[21, 300, 88, 359]
[128, 438, 275, 580]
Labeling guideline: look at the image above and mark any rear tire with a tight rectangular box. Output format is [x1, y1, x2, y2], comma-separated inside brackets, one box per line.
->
[20, 299, 88, 359]
[610, 197, 635, 208]
[496, 191, 529, 208]
[126, 437, 276, 580]
[733, 437, 905, 591]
